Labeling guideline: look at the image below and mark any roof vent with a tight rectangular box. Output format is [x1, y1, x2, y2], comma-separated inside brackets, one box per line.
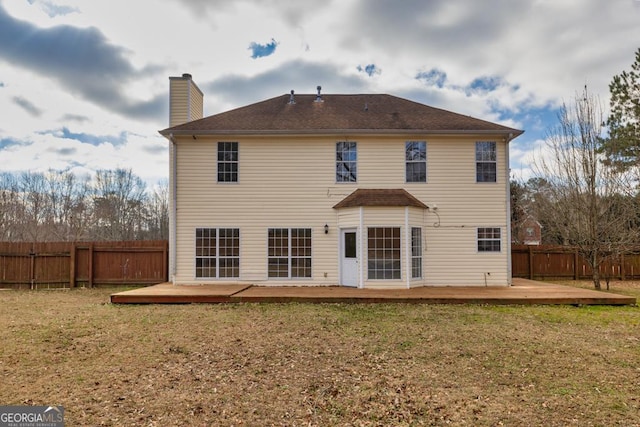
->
[364, 102, 368, 111]
[289, 89, 296, 104]
[315, 85, 323, 102]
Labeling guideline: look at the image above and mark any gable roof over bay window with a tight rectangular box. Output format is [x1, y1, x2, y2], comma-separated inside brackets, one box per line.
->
[333, 189, 428, 209]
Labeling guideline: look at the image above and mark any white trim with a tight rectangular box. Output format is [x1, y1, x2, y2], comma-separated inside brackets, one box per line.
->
[359, 206, 364, 288]
[169, 134, 177, 284]
[405, 207, 410, 288]
[505, 141, 512, 284]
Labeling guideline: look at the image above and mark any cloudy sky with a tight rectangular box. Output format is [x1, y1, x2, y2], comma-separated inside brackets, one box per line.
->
[0, 0, 638, 187]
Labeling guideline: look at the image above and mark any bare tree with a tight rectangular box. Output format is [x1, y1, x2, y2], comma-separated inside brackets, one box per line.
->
[0, 168, 168, 243]
[91, 168, 148, 241]
[533, 86, 639, 289]
[44, 170, 91, 241]
[144, 180, 169, 240]
[0, 173, 20, 241]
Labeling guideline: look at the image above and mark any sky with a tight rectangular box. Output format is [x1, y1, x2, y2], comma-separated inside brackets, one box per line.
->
[0, 0, 639, 188]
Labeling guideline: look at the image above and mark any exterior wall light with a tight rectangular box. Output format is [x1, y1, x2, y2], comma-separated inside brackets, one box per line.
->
[324, 224, 329, 234]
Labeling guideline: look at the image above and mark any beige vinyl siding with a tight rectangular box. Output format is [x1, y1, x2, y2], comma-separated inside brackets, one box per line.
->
[169, 79, 189, 127]
[169, 78, 203, 127]
[421, 138, 508, 286]
[174, 134, 510, 287]
[189, 83, 203, 121]
[176, 136, 339, 286]
[336, 207, 360, 228]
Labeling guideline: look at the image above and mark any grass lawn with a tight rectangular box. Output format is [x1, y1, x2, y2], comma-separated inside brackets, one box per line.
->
[0, 282, 638, 426]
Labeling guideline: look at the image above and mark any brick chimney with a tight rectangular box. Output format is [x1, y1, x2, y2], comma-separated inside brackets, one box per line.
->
[169, 73, 203, 127]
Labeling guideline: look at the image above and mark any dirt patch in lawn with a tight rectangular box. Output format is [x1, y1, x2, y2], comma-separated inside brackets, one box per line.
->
[1, 288, 639, 426]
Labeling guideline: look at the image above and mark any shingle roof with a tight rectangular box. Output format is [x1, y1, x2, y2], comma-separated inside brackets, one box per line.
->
[160, 94, 523, 136]
[333, 189, 428, 209]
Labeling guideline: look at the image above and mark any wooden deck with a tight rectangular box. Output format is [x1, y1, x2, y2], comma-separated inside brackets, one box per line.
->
[110, 278, 636, 305]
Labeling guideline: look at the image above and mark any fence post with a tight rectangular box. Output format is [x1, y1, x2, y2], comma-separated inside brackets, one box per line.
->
[574, 249, 579, 280]
[29, 247, 36, 290]
[163, 240, 169, 282]
[528, 245, 534, 279]
[88, 242, 94, 288]
[69, 242, 76, 288]
[620, 253, 625, 280]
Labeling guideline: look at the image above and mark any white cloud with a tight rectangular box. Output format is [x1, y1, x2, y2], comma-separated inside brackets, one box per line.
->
[0, 0, 638, 187]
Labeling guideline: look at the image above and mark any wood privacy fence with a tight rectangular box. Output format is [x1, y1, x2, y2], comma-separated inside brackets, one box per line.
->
[512, 244, 640, 280]
[0, 241, 168, 289]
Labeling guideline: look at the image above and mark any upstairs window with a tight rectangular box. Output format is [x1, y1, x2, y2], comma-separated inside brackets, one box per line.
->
[218, 142, 238, 182]
[406, 141, 427, 182]
[476, 141, 496, 183]
[336, 142, 357, 182]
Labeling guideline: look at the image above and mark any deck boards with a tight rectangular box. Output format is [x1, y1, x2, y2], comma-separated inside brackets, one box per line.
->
[110, 279, 636, 305]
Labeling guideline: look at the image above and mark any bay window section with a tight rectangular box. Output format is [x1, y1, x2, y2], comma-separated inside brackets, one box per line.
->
[367, 227, 401, 280]
[411, 227, 423, 279]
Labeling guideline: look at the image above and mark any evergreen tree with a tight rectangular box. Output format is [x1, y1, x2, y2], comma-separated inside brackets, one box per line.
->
[603, 48, 640, 170]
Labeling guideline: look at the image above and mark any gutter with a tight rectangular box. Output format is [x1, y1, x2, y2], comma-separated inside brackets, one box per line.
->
[159, 128, 525, 138]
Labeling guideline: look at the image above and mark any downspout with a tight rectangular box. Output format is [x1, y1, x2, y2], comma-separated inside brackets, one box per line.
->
[505, 133, 514, 285]
[169, 133, 178, 284]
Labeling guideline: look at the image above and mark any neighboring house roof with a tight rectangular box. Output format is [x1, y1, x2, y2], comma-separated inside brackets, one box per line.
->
[160, 93, 523, 136]
[333, 189, 428, 209]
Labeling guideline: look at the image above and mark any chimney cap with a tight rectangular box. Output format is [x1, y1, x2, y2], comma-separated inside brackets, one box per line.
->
[182, 73, 192, 79]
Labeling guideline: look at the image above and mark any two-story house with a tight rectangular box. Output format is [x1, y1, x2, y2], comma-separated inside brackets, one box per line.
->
[160, 74, 523, 289]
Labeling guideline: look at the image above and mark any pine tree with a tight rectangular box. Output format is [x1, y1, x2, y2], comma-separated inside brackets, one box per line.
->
[604, 48, 640, 170]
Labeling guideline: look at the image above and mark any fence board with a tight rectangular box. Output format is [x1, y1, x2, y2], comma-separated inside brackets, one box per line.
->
[0, 241, 168, 289]
[512, 245, 640, 280]
[4, 242, 639, 288]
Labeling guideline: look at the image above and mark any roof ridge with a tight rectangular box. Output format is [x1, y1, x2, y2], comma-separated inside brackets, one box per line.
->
[160, 93, 523, 136]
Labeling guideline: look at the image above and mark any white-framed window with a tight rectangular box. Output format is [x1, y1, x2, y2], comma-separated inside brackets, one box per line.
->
[477, 227, 501, 252]
[411, 227, 422, 278]
[367, 227, 401, 280]
[336, 141, 357, 182]
[476, 141, 496, 183]
[195, 228, 240, 278]
[406, 141, 427, 183]
[218, 142, 238, 182]
[268, 228, 312, 278]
